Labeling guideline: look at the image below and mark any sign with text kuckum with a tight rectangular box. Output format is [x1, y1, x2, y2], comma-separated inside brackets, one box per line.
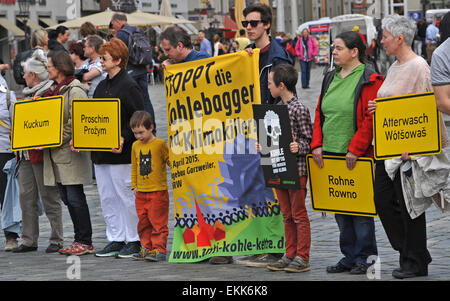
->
[11, 96, 64, 151]
[306, 155, 376, 217]
[71, 99, 121, 151]
[373, 92, 441, 160]
[165, 50, 285, 263]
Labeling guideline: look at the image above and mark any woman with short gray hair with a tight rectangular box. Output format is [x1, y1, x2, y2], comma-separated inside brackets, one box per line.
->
[368, 14, 449, 279]
[12, 49, 64, 254]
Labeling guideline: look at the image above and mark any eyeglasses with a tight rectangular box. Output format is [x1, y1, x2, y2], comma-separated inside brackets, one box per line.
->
[241, 20, 263, 28]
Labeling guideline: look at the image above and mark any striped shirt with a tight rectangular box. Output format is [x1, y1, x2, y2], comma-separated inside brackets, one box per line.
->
[277, 96, 313, 176]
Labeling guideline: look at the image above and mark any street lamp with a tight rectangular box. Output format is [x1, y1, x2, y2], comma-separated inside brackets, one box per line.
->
[18, 0, 31, 50]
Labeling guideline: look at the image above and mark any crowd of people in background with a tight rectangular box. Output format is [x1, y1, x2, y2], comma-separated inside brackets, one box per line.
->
[0, 3, 449, 280]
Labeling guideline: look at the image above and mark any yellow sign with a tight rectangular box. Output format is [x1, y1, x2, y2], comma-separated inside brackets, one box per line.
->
[306, 155, 376, 217]
[71, 99, 121, 151]
[373, 92, 441, 160]
[11, 96, 64, 151]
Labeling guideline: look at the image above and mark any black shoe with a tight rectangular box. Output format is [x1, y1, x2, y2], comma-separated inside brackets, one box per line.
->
[349, 263, 368, 275]
[45, 244, 63, 253]
[392, 269, 427, 279]
[116, 241, 141, 259]
[326, 262, 352, 273]
[12, 244, 38, 253]
[95, 241, 125, 257]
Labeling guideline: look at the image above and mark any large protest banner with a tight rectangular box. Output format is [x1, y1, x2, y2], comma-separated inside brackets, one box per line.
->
[165, 50, 285, 263]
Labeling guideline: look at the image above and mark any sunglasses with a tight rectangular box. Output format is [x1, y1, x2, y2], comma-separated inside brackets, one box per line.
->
[241, 20, 263, 28]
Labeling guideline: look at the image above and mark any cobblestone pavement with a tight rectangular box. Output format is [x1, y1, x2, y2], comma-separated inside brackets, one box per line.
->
[1, 63, 450, 282]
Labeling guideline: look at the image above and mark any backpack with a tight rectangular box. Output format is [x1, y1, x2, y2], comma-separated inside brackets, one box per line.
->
[121, 27, 153, 66]
[13, 49, 34, 86]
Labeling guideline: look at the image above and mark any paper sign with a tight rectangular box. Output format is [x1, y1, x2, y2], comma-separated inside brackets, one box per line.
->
[373, 92, 441, 160]
[71, 99, 121, 151]
[11, 96, 64, 151]
[306, 154, 376, 217]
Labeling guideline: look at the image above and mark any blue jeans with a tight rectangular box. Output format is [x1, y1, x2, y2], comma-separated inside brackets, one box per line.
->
[335, 214, 378, 268]
[57, 184, 92, 245]
[133, 73, 156, 130]
[300, 60, 312, 88]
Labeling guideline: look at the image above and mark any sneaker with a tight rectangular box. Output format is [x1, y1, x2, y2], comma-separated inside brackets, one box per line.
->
[4, 239, 18, 252]
[145, 250, 167, 262]
[208, 256, 233, 264]
[46, 243, 63, 253]
[284, 256, 310, 273]
[326, 262, 352, 273]
[94, 241, 125, 257]
[349, 263, 368, 275]
[132, 248, 155, 261]
[59, 241, 76, 255]
[65, 242, 95, 256]
[244, 253, 280, 268]
[234, 254, 259, 265]
[116, 241, 141, 259]
[267, 254, 293, 271]
[12, 244, 38, 253]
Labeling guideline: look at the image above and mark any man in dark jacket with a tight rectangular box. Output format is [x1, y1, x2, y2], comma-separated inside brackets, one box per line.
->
[110, 13, 155, 131]
[242, 3, 293, 105]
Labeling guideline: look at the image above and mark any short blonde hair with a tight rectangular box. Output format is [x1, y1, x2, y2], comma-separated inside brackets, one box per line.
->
[31, 29, 48, 48]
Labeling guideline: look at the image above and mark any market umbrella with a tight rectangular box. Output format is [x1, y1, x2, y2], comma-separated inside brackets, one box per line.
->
[130, 11, 196, 26]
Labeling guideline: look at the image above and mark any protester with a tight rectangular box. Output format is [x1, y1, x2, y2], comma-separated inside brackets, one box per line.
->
[81, 35, 106, 98]
[431, 12, 450, 114]
[68, 41, 87, 72]
[160, 26, 210, 68]
[12, 50, 64, 254]
[311, 31, 382, 275]
[256, 64, 312, 273]
[236, 2, 293, 267]
[80, 22, 98, 40]
[426, 19, 439, 64]
[13, 29, 49, 85]
[213, 34, 224, 56]
[198, 30, 212, 56]
[43, 50, 94, 256]
[0, 70, 19, 251]
[111, 13, 154, 127]
[48, 26, 70, 52]
[368, 14, 449, 279]
[92, 38, 144, 259]
[235, 29, 251, 50]
[129, 111, 170, 262]
[295, 28, 318, 89]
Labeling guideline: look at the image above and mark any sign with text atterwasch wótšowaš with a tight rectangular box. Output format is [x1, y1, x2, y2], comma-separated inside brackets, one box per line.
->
[373, 92, 441, 160]
[11, 96, 64, 151]
[306, 155, 376, 217]
[71, 99, 121, 151]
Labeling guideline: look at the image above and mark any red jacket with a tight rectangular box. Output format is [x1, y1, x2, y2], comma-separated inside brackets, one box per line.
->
[311, 66, 384, 158]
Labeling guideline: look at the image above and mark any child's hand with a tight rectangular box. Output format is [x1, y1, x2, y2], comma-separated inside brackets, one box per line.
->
[133, 188, 137, 196]
[255, 142, 261, 153]
[290, 134, 299, 154]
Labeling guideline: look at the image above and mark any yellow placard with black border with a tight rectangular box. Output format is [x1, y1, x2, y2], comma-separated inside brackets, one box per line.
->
[306, 154, 376, 217]
[373, 92, 441, 160]
[11, 96, 64, 151]
[71, 99, 121, 151]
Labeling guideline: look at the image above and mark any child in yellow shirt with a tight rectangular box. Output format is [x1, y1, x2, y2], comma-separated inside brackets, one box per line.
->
[130, 111, 170, 262]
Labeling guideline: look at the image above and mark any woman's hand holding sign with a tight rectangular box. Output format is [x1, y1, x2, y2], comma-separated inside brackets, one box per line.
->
[312, 147, 324, 168]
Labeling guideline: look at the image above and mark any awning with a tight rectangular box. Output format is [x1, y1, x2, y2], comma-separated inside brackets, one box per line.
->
[39, 17, 57, 27]
[0, 17, 25, 36]
[17, 17, 43, 32]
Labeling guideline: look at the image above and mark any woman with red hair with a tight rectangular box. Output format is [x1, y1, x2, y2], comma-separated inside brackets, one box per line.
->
[92, 38, 145, 259]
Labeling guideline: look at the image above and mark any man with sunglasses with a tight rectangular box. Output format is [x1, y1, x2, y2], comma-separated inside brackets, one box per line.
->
[241, 3, 293, 106]
[235, 3, 293, 267]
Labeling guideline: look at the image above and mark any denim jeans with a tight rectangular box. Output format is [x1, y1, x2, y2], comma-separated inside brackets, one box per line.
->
[57, 184, 92, 245]
[335, 214, 378, 268]
[300, 60, 312, 88]
[132, 73, 155, 130]
[0, 152, 18, 240]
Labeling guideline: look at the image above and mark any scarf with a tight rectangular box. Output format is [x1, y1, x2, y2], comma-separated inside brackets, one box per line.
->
[22, 79, 54, 98]
[46, 76, 75, 97]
